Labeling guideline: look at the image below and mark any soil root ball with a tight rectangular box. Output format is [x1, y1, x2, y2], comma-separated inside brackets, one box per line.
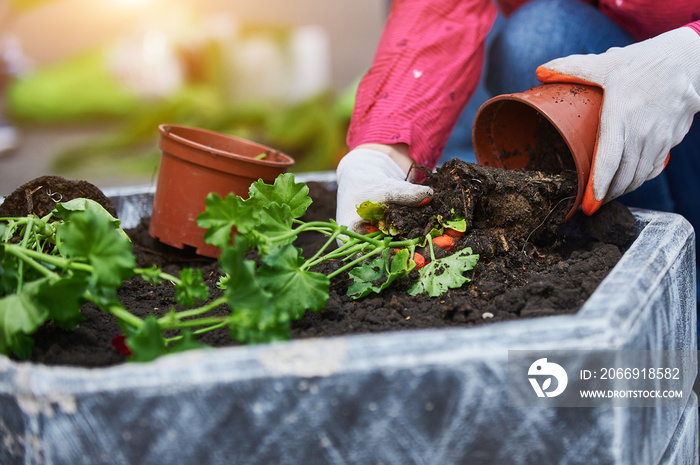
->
[0, 175, 117, 218]
[385, 159, 577, 245]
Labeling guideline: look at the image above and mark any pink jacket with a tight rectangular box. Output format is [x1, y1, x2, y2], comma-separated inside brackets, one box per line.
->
[347, 0, 700, 169]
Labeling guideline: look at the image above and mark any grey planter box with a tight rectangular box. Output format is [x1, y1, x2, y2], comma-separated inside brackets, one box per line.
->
[0, 176, 697, 465]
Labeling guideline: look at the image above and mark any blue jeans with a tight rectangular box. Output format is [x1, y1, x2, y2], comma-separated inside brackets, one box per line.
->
[442, 0, 700, 337]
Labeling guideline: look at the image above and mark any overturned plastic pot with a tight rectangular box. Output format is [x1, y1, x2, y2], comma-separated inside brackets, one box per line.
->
[149, 124, 294, 257]
[472, 82, 603, 221]
[0, 180, 696, 465]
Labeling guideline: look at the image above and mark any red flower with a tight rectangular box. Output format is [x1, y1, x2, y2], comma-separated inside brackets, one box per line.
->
[111, 335, 132, 357]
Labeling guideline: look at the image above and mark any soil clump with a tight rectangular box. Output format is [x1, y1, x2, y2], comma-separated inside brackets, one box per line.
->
[387, 159, 578, 259]
[0, 175, 117, 218]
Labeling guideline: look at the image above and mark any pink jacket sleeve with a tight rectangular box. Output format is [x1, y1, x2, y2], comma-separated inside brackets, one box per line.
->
[346, 0, 497, 169]
[686, 20, 700, 36]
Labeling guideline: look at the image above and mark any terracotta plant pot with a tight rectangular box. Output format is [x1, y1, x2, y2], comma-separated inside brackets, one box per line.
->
[149, 124, 294, 257]
[472, 83, 603, 221]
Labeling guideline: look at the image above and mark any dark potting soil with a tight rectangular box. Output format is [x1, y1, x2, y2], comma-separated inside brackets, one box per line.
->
[8, 161, 636, 367]
[525, 113, 577, 175]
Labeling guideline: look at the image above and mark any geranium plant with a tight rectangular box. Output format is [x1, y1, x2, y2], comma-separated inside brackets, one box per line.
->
[0, 174, 478, 362]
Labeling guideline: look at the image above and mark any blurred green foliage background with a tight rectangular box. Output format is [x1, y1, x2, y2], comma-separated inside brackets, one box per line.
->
[4, 0, 358, 179]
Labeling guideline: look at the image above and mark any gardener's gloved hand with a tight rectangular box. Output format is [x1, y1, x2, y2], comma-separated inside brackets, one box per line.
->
[336, 145, 433, 233]
[536, 27, 700, 215]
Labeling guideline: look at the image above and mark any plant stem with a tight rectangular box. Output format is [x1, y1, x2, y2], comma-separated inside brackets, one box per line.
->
[157, 296, 228, 325]
[303, 228, 422, 272]
[336, 227, 386, 246]
[327, 246, 385, 279]
[7, 245, 93, 273]
[4, 246, 58, 279]
[192, 321, 229, 336]
[164, 321, 229, 344]
[427, 234, 436, 262]
[171, 316, 229, 329]
[103, 302, 145, 329]
[319, 238, 365, 260]
[300, 229, 341, 271]
[277, 221, 385, 248]
[389, 238, 423, 248]
[16, 216, 35, 291]
[309, 230, 385, 262]
[269, 222, 330, 243]
[304, 239, 364, 269]
[160, 272, 180, 284]
[135, 268, 181, 285]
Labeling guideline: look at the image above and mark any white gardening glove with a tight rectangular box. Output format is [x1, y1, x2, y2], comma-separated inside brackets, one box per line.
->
[336, 148, 433, 233]
[536, 27, 700, 215]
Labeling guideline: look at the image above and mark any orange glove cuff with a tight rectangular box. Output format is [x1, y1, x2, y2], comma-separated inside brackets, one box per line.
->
[535, 66, 598, 87]
[582, 186, 604, 215]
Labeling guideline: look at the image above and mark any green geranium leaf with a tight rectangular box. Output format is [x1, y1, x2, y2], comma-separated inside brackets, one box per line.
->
[426, 226, 444, 242]
[0, 247, 20, 296]
[138, 265, 163, 286]
[408, 248, 479, 297]
[347, 248, 414, 300]
[126, 315, 167, 362]
[387, 248, 415, 280]
[0, 283, 50, 358]
[356, 201, 386, 224]
[197, 193, 258, 249]
[55, 203, 135, 289]
[441, 216, 467, 233]
[229, 312, 291, 344]
[219, 238, 275, 328]
[217, 273, 230, 290]
[54, 198, 130, 241]
[175, 268, 209, 307]
[257, 244, 329, 320]
[248, 173, 312, 218]
[347, 257, 384, 299]
[255, 203, 294, 248]
[55, 197, 115, 219]
[35, 276, 87, 330]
